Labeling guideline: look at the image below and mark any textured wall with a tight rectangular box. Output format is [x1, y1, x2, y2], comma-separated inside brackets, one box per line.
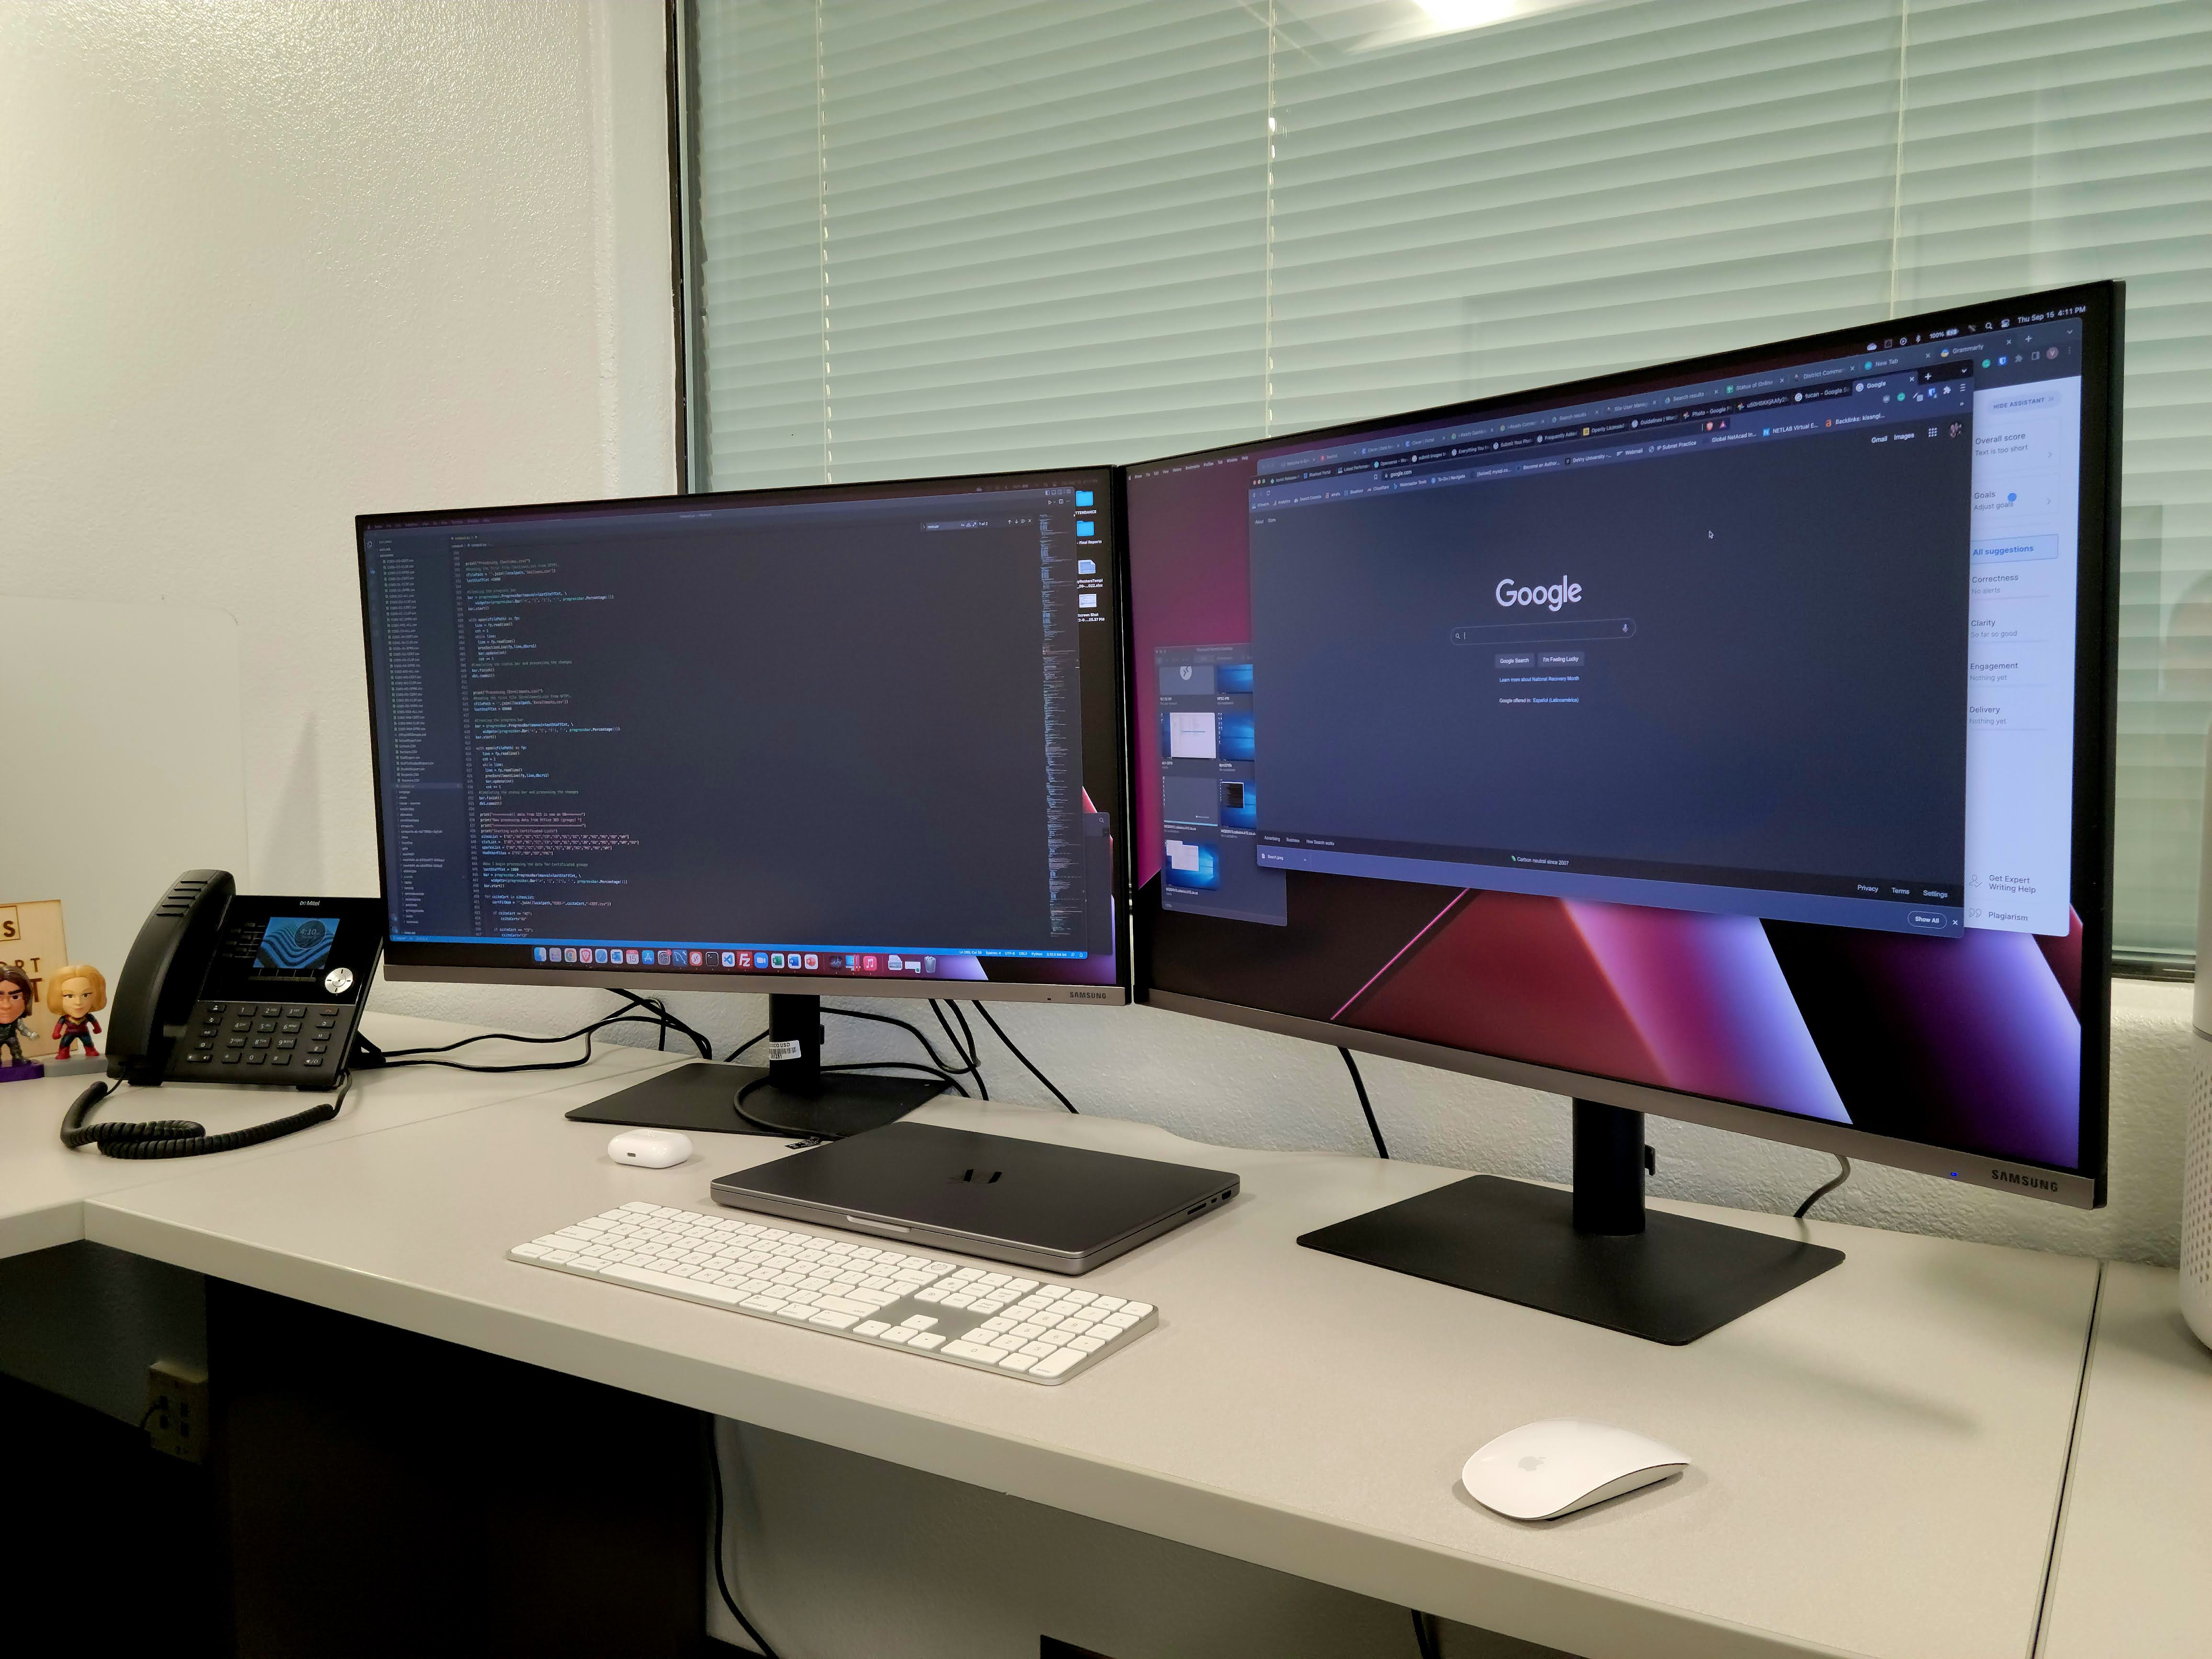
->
[1, 0, 2189, 1278]
[0, 0, 677, 897]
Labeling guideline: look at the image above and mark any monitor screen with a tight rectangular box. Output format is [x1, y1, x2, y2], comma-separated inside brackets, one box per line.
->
[359, 469, 1127, 1003]
[1129, 284, 2117, 1203]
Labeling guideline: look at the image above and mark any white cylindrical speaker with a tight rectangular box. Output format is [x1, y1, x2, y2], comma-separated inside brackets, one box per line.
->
[2187, 727, 2212, 1348]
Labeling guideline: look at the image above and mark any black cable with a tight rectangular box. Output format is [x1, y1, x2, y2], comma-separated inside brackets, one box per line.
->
[1341, 1047, 1389, 1159]
[926, 1000, 989, 1099]
[946, 1001, 989, 1101]
[968, 1002, 1076, 1113]
[730, 1061, 973, 1136]
[704, 1420, 784, 1659]
[1411, 1608, 1442, 1659]
[60, 1074, 353, 1160]
[372, 990, 709, 1071]
[824, 1005, 975, 1076]
[820, 1061, 969, 1097]
[373, 1013, 691, 1075]
[612, 989, 711, 1057]
[723, 1030, 768, 1064]
[1794, 1154, 1853, 1220]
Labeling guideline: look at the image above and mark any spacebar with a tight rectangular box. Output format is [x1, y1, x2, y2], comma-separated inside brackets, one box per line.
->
[599, 1264, 744, 1307]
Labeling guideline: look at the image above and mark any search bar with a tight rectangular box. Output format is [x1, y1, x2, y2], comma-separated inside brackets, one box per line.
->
[1452, 617, 1636, 645]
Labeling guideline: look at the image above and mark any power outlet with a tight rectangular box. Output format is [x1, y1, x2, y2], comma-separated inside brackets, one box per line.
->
[145, 1359, 209, 1463]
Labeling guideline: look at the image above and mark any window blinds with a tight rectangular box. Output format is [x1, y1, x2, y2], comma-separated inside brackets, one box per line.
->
[687, 0, 2212, 959]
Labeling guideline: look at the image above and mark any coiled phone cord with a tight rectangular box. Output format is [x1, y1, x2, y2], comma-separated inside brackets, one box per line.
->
[60, 1073, 352, 1159]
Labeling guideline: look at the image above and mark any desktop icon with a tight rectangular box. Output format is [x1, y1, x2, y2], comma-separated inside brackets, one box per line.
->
[593, 948, 607, 963]
[689, 951, 704, 966]
[721, 952, 736, 967]
[1079, 593, 1098, 609]
[1076, 520, 1095, 537]
[889, 954, 903, 970]
[625, 949, 640, 965]
[1077, 558, 1095, 574]
[803, 954, 819, 970]
[1074, 489, 1094, 507]
[738, 951, 753, 968]
[533, 946, 547, 961]
[770, 953, 785, 968]
[863, 955, 878, 971]
[924, 956, 937, 972]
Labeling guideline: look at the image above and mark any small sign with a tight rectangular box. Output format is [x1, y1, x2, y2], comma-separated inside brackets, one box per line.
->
[0, 900, 68, 1061]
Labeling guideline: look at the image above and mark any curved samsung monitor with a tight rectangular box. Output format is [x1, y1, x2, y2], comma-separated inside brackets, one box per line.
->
[357, 467, 1129, 1013]
[1128, 283, 2119, 1232]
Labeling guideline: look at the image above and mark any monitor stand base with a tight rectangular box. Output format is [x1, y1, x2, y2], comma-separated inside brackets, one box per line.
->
[1297, 1100, 1843, 1344]
[563, 1061, 948, 1139]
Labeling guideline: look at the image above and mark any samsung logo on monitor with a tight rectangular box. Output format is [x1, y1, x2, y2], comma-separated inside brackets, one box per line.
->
[1990, 1168, 2061, 1193]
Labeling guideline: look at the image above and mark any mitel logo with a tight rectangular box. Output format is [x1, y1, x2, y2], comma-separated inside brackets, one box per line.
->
[1495, 576, 1583, 612]
[1991, 1168, 2060, 1193]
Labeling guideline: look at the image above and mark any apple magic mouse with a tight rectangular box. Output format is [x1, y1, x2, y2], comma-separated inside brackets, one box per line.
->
[1460, 1420, 1688, 1520]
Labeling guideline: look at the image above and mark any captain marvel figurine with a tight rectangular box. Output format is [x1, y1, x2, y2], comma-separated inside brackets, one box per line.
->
[48, 964, 106, 1059]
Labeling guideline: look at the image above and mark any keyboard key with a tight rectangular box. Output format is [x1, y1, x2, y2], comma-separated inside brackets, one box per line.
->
[899, 1315, 937, 1330]
[997, 1352, 1038, 1372]
[855, 1320, 890, 1337]
[1032, 1349, 1083, 1377]
[599, 1265, 742, 1307]
[944, 1340, 1001, 1363]
[908, 1332, 946, 1350]
[810, 1310, 859, 1329]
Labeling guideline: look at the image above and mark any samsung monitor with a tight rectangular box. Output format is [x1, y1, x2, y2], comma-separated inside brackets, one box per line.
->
[1127, 282, 2120, 1341]
[358, 467, 1128, 1136]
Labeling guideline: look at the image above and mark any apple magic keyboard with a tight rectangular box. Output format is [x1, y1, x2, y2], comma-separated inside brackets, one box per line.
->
[509, 1201, 1156, 1384]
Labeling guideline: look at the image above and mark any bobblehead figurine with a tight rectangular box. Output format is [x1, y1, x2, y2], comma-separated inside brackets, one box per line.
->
[0, 966, 39, 1080]
[48, 964, 106, 1060]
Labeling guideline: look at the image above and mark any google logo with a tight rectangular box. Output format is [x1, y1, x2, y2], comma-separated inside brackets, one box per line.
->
[1496, 577, 1584, 611]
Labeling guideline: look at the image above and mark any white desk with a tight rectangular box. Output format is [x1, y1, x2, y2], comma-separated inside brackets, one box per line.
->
[81, 1055, 2099, 1659]
[0, 1012, 675, 1261]
[2038, 1261, 2212, 1658]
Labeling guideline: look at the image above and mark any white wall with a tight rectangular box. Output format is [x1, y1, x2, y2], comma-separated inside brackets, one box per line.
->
[0, 0, 2191, 1272]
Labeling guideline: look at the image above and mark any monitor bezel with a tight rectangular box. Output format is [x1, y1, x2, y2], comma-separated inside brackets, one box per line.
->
[1129, 281, 2122, 1207]
[355, 466, 1135, 1008]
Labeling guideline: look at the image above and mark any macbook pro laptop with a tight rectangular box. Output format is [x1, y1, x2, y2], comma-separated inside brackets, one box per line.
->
[708, 1121, 1240, 1275]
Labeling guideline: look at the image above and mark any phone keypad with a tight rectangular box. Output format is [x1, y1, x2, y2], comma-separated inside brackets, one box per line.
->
[177, 1000, 355, 1082]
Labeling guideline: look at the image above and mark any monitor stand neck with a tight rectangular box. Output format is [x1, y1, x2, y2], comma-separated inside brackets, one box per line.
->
[731, 992, 947, 1140]
[1572, 1098, 1652, 1235]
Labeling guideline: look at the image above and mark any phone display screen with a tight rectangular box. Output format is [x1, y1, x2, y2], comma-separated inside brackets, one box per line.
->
[253, 916, 340, 978]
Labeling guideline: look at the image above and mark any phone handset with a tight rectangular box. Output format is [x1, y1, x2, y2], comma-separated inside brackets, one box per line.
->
[107, 869, 234, 1086]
